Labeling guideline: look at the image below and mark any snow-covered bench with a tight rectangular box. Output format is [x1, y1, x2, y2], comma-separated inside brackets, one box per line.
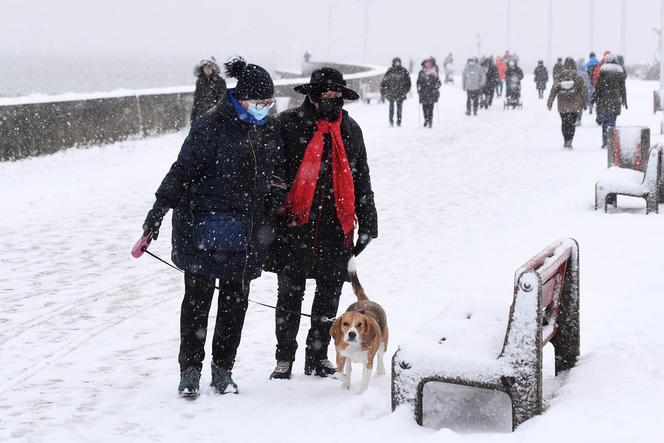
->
[391, 238, 580, 431]
[595, 145, 663, 214]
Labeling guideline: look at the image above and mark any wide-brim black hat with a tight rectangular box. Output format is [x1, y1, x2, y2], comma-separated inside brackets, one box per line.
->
[294, 67, 360, 100]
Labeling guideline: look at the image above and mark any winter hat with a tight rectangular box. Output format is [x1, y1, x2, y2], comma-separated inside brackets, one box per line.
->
[224, 56, 274, 100]
[194, 57, 220, 77]
[392, 57, 402, 66]
[294, 67, 360, 100]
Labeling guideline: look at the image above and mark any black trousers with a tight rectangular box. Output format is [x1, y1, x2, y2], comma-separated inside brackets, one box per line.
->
[389, 100, 403, 124]
[560, 112, 577, 142]
[466, 90, 480, 114]
[275, 268, 345, 363]
[179, 271, 249, 372]
[422, 103, 434, 125]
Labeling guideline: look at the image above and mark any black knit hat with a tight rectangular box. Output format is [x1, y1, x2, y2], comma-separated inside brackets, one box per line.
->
[294, 67, 359, 100]
[224, 56, 274, 100]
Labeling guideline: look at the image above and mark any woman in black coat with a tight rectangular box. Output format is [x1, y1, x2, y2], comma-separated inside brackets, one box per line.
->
[190, 58, 227, 123]
[417, 58, 441, 128]
[142, 58, 282, 397]
[265, 68, 378, 380]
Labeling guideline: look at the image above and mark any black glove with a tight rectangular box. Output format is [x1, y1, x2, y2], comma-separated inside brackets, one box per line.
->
[353, 231, 372, 256]
[142, 206, 168, 240]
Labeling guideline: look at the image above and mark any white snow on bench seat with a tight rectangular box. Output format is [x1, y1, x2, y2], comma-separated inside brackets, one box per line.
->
[397, 298, 514, 382]
[596, 167, 647, 195]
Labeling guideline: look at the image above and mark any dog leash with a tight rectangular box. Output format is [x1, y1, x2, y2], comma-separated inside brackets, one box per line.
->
[142, 249, 335, 323]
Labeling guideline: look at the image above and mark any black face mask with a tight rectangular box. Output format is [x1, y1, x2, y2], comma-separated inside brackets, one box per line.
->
[315, 97, 344, 121]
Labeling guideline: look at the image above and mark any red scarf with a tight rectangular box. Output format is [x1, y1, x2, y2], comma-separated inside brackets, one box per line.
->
[284, 113, 357, 237]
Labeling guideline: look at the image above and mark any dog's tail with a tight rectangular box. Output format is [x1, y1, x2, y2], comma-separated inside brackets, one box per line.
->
[347, 256, 368, 302]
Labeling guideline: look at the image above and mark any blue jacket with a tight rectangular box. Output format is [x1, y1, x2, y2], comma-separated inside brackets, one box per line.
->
[154, 90, 283, 282]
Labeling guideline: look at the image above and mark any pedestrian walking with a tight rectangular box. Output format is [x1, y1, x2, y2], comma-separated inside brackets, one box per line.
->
[534, 60, 548, 99]
[380, 57, 412, 127]
[416, 58, 441, 127]
[142, 57, 282, 397]
[190, 58, 227, 123]
[495, 55, 506, 97]
[547, 58, 588, 149]
[480, 57, 499, 108]
[591, 54, 627, 149]
[462, 57, 486, 116]
[552, 57, 564, 83]
[265, 67, 378, 380]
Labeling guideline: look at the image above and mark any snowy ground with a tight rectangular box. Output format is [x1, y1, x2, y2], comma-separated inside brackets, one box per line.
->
[1, 76, 663, 442]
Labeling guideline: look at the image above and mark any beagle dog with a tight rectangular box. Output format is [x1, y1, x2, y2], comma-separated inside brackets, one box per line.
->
[330, 257, 388, 393]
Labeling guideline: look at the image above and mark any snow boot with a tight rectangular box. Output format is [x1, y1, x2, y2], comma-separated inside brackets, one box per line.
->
[304, 358, 336, 377]
[270, 361, 293, 380]
[210, 362, 238, 394]
[178, 366, 201, 397]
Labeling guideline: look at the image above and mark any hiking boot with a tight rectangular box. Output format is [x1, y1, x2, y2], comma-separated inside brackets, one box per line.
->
[178, 366, 201, 396]
[270, 361, 293, 380]
[304, 358, 336, 377]
[210, 362, 238, 394]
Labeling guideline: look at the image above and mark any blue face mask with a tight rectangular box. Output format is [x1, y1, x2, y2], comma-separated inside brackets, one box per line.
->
[246, 103, 269, 121]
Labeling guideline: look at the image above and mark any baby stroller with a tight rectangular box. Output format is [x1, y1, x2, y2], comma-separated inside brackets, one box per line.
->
[503, 76, 523, 109]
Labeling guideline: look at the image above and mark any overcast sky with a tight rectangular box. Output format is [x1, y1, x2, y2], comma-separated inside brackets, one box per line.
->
[2, 0, 662, 70]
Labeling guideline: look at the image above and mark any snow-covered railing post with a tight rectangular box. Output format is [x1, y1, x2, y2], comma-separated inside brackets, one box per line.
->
[391, 238, 580, 432]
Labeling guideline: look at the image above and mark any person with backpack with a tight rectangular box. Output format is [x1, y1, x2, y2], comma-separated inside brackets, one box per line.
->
[380, 57, 412, 127]
[592, 54, 627, 149]
[462, 57, 486, 116]
[547, 58, 588, 149]
[534, 60, 548, 99]
[417, 58, 441, 127]
[585, 52, 599, 114]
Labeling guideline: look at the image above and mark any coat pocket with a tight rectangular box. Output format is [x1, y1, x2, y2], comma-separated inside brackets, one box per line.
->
[194, 213, 249, 251]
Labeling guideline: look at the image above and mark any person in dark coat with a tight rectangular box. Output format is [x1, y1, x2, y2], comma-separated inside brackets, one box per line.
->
[190, 58, 227, 123]
[480, 57, 499, 108]
[534, 60, 549, 99]
[417, 58, 441, 128]
[266, 68, 378, 380]
[142, 57, 283, 396]
[380, 57, 412, 127]
[552, 57, 564, 83]
[591, 54, 627, 148]
[547, 58, 588, 148]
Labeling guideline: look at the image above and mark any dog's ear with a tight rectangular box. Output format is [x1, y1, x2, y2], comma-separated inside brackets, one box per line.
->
[361, 315, 381, 350]
[330, 317, 342, 346]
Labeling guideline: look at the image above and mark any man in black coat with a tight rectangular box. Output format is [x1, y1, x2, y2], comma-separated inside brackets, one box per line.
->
[591, 54, 627, 148]
[380, 57, 412, 126]
[480, 57, 499, 108]
[266, 68, 378, 379]
[190, 58, 227, 123]
[142, 57, 283, 396]
[552, 57, 564, 83]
